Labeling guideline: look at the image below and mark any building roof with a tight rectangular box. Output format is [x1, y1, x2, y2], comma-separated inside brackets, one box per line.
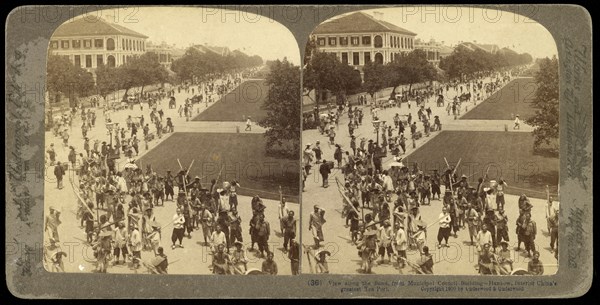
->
[52, 16, 148, 39]
[313, 12, 417, 36]
[457, 42, 499, 54]
[478, 44, 499, 53]
[192, 44, 231, 56]
[438, 45, 455, 55]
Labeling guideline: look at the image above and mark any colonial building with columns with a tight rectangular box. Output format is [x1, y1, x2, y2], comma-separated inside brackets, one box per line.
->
[414, 38, 442, 67]
[311, 11, 417, 76]
[49, 16, 148, 73]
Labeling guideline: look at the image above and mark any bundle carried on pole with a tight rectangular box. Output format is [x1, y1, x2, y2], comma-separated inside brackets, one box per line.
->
[69, 178, 96, 220]
[398, 256, 424, 274]
[334, 177, 360, 215]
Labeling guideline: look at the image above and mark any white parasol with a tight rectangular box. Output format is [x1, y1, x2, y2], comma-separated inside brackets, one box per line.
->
[388, 161, 405, 168]
[123, 162, 138, 170]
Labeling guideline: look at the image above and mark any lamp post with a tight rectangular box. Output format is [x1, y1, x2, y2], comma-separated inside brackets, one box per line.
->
[106, 122, 115, 147]
[372, 120, 380, 146]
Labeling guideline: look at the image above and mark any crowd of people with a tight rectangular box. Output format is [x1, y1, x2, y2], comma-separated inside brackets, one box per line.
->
[302, 66, 556, 275]
[44, 66, 301, 275]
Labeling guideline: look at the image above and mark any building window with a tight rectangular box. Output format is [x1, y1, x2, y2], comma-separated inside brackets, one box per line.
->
[362, 36, 371, 45]
[317, 37, 326, 46]
[374, 35, 383, 48]
[85, 55, 92, 68]
[375, 53, 383, 64]
[50, 40, 59, 49]
[339, 37, 348, 46]
[94, 39, 103, 48]
[341, 52, 348, 64]
[97, 55, 103, 67]
[61, 40, 69, 49]
[83, 39, 92, 48]
[107, 55, 116, 67]
[72, 40, 81, 49]
[106, 38, 115, 51]
[74, 55, 81, 67]
[351, 36, 359, 46]
[352, 52, 360, 65]
[328, 37, 337, 46]
[364, 52, 371, 64]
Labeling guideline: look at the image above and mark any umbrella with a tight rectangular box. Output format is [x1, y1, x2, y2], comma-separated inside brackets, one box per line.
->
[245, 268, 265, 275]
[510, 268, 530, 275]
[314, 249, 331, 259]
[363, 230, 378, 237]
[124, 163, 138, 170]
[388, 161, 405, 168]
[98, 231, 113, 238]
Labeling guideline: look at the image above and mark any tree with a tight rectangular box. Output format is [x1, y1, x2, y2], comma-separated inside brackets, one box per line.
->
[303, 51, 340, 109]
[172, 47, 263, 83]
[95, 63, 121, 102]
[119, 52, 169, 100]
[46, 54, 95, 106]
[440, 45, 533, 80]
[525, 56, 559, 151]
[388, 49, 438, 94]
[362, 61, 388, 102]
[334, 63, 363, 98]
[258, 59, 300, 159]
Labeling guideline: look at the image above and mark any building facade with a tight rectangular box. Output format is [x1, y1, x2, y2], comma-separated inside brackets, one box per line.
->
[311, 12, 417, 72]
[146, 41, 179, 68]
[414, 38, 442, 67]
[49, 16, 148, 72]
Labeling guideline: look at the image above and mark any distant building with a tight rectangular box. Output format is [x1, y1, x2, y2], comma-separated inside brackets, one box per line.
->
[49, 16, 148, 72]
[191, 44, 232, 56]
[414, 38, 441, 67]
[147, 41, 185, 69]
[456, 41, 500, 54]
[310, 11, 417, 75]
[438, 43, 454, 60]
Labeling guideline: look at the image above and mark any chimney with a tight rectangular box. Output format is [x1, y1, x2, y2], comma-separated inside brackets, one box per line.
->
[373, 11, 383, 20]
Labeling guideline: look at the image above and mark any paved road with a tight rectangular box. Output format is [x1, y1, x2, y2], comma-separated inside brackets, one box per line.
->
[301, 75, 558, 275]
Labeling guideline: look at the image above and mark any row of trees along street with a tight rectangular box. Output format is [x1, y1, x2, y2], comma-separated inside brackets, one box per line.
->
[46, 48, 263, 107]
[303, 47, 438, 114]
[170, 48, 263, 82]
[440, 46, 533, 80]
[303, 44, 534, 115]
[302, 42, 562, 152]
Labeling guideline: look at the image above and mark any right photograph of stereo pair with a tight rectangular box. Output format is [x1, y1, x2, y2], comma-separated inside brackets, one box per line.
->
[300, 6, 560, 276]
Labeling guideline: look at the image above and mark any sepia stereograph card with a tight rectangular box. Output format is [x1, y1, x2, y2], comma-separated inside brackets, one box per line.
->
[5, 4, 592, 298]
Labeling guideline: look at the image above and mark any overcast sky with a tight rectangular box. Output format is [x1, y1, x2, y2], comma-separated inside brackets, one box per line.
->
[77, 7, 301, 65]
[330, 6, 558, 59]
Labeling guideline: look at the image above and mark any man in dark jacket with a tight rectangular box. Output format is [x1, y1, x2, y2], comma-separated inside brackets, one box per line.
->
[319, 160, 332, 188]
[54, 162, 65, 189]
